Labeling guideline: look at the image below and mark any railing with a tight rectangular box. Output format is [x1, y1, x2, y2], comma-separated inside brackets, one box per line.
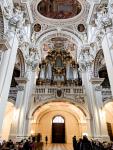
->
[8, 87, 18, 101]
[35, 86, 85, 103]
[35, 86, 84, 95]
[101, 88, 112, 101]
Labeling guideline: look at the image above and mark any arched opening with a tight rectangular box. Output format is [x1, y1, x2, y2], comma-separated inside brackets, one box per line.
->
[103, 102, 113, 141]
[8, 50, 25, 101]
[11, 68, 20, 87]
[94, 50, 110, 89]
[10, 50, 25, 87]
[52, 115, 65, 143]
[30, 102, 89, 144]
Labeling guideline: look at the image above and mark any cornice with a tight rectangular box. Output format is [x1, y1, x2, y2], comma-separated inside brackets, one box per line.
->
[15, 77, 28, 84]
[90, 77, 104, 85]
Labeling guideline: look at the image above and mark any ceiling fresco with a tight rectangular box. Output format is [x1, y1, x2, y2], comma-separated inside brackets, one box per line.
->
[37, 0, 82, 19]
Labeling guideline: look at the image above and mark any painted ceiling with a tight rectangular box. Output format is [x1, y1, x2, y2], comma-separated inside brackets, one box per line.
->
[37, 0, 82, 19]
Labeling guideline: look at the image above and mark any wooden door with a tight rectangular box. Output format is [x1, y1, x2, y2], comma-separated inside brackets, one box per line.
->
[52, 123, 65, 143]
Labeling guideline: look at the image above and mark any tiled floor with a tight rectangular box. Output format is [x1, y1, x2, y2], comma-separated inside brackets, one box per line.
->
[43, 144, 73, 150]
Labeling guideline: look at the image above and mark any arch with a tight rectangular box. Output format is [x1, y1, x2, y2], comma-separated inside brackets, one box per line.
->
[28, 99, 91, 120]
[94, 49, 105, 77]
[36, 29, 83, 48]
[37, 109, 81, 124]
[29, 101, 90, 143]
[103, 99, 113, 106]
[30, 99, 90, 120]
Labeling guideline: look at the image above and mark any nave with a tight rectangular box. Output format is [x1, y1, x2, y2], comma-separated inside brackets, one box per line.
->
[43, 144, 73, 150]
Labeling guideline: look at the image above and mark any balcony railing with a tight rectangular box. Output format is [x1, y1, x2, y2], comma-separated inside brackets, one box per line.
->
[102, 88, 112, 102]
[35, 85, 85, 103]
[8, 87, 18, 101]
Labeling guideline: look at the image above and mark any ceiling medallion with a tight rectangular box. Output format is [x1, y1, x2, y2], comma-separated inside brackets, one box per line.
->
[34, 23, 41, 32]
[77, 24, 85, 32]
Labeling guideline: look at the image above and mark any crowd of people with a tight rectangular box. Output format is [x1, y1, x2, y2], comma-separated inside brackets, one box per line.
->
[73, 135, 113, 150]
[0, 136, 113, 150]
[0, 138, 43, 150]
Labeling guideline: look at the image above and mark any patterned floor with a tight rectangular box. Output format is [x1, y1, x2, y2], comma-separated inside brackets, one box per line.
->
[43, 144, 73, 150]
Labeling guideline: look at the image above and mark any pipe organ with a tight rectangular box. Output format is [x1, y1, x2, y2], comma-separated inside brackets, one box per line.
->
[37, 49, 82, 86]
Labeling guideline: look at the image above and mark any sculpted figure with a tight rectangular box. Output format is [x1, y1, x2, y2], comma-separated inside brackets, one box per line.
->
[4, 5, 25, 28]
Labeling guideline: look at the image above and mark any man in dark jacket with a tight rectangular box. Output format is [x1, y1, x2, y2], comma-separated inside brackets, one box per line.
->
[73, 136, 77, 150]
[81, 136, 92, 150]
[23, 140, 30, 150]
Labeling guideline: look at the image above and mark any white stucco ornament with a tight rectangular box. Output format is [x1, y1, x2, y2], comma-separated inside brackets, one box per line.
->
[4, 5, 25, 28]
[95, 4, 112, 29]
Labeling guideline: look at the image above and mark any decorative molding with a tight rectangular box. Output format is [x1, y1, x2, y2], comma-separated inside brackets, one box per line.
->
[0, 38, 11, 51]
[15, 77, 28, 84]
[35, 86, 85, 104]
[90, 78, 104, 85]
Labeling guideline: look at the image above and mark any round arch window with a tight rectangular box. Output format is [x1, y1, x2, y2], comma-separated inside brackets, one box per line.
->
[53, 116, 64, 123]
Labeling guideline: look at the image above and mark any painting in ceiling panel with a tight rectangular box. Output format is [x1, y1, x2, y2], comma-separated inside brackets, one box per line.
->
[37, 0, 82, 19]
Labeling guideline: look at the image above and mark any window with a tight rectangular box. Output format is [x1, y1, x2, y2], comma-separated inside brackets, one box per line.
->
[53, 116, 64, 123]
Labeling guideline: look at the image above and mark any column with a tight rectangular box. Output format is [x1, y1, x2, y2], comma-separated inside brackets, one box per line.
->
[81, 68, 95, 138]
[90, 78, 109, 141]
[82, 68, 109, 140]
[9, 77, 27, 141]
[0, 32, 19, 137]
[86, 118, 92, 138]
[27, 70, 39, 137]
[102, 30, 113, 96]
[23, 69, 36, 137]
[14, 69, 36, 141]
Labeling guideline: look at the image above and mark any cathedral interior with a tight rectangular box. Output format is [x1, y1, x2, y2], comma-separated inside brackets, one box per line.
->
[0, 0, 113, 149]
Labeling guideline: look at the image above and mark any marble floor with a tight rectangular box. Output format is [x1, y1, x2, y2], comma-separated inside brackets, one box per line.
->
[43, 144, 73, 150]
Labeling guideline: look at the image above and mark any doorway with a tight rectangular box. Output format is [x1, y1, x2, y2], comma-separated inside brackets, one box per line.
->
[52, 116, 65, 143]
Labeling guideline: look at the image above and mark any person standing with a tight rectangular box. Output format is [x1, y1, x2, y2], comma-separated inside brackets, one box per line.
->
[45, 136, 48, 145]
[73, 136, 77, 150]
[77, 138, 83, 150]
[23, 140, 30, 150]
[81, 136, 92, 150]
